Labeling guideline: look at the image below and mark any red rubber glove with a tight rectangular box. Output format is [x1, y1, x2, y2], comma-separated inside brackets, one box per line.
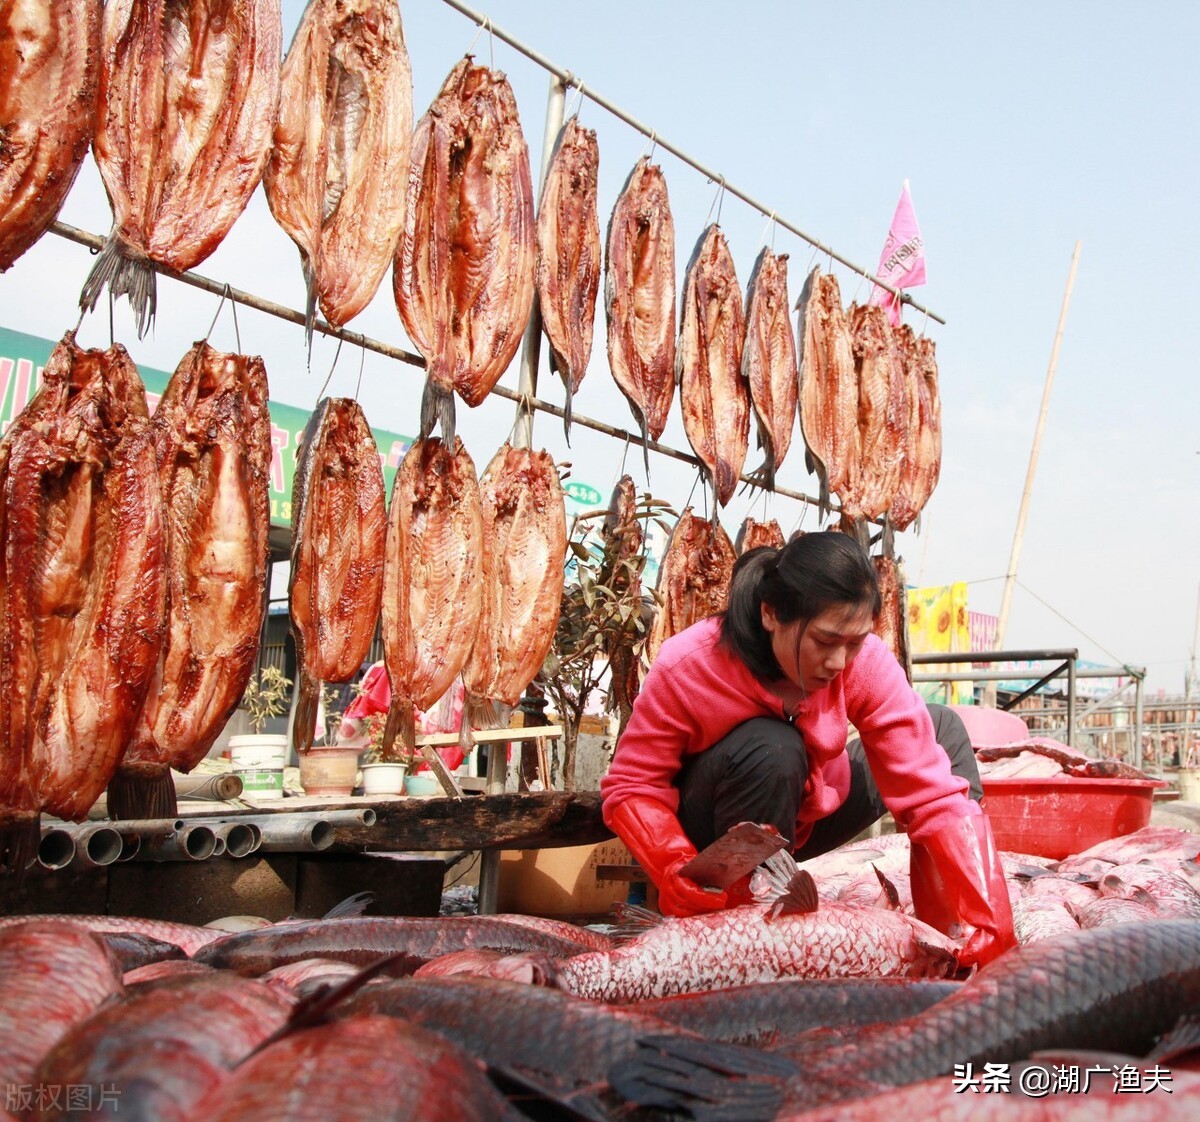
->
[910, 812, 1016, 970]
[609, 797, 728, 917]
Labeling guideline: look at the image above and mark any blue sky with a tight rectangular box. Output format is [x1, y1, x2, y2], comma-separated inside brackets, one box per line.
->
[2, 1, 1197, 695]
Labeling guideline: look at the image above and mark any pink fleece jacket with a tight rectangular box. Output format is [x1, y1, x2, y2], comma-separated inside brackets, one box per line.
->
[600, 617, 976, 846]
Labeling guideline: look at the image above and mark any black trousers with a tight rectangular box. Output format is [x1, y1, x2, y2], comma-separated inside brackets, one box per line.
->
[675, 703, 980, 858]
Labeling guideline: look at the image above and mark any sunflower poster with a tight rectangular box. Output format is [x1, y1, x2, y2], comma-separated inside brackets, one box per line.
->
[906, 583, 971, 704]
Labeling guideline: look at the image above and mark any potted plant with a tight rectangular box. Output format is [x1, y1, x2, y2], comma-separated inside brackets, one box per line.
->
[296, 679, 365, 798]
[359, 712, 409, 796]
[229, 665, 292, 800]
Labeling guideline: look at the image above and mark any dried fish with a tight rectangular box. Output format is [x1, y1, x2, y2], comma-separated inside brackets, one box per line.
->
[84, 0, 282, 335]
[395, 57, 535, 443]
[848, 302, 906, 521]
[735, 516, 785, 555]
[678, 224, 748, 507]
[265, 0, 413, 331]
[0, 0, 101, 271]
[535, 116, 600, 436]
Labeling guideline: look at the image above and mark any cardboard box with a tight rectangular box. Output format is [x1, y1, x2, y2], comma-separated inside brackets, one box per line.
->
[497, 839, 645, 919]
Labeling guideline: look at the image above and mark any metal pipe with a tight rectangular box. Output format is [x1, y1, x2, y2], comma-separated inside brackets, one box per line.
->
[255, 818, 334, 853]
[37, 828, 76, 871]
[213, 821, 260, 859]
[438, 0, 945, 324]
[136, 824, 218, 862]
[65, 824, 124, 869]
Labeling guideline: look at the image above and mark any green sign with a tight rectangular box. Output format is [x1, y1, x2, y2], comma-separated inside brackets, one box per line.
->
[563, 480, 604, 508]
[0, 326, 413, 528]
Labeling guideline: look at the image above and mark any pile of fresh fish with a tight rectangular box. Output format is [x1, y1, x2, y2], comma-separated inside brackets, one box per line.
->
[535, 115, 601, 434]
[5, 825, 1200, 1119]
[0, 0, 100, 272]
[797, 269, 942, 529]
[83, 0, 282, 335]
[395, 55, 535, 443]
[0, 333, 165, 873]
[289, 398, 387, 753]
[266, 0, 413, 333]
[112, 342, 273, 820]
[646, 507, 737, 662]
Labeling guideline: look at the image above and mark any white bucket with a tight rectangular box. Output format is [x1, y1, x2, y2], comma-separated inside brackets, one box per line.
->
[229, 734, 288, 800]
[1178, 767, 1200, 804]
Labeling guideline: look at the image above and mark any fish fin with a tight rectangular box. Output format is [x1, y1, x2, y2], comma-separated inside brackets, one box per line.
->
[610, 902, 666, 942]
[751, 850, 819, 918]
[106, 768, 178, 821]
[79, 232, 158, 339]
[916, 935, 962, 977]
[486, 1064, 612, 1122]
[0, 811, 42, 880]
[1146, 1013, 1200, 1065]
[321, 891, 374, 919]
[381, 697, 415, 760]
[607, 1035, 795, 1122]
[873, 865, 902, 910]
[291, 672, 319, 753]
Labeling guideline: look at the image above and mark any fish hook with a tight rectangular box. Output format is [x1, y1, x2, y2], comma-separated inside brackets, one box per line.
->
[616, 432, 631, 480]
[705, 176, 727, 227]
[919, 306, 931, 339]
[759, 211, 779, 250]
[569, 79, 586, 120]
[316, 336, 343, 404]
[466, 17, 491, 62]
[641, 130, 658, 161]
[354, 342, 366, 400]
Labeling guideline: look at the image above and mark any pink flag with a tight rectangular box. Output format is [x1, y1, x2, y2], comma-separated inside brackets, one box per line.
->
[868, 181, 926, 326]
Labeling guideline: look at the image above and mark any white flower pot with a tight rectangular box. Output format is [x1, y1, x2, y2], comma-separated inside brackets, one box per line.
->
[360, 762, 408, 796]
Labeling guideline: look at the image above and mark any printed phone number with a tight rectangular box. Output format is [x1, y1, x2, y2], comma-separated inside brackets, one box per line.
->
[954, 1062, 1173, 1096]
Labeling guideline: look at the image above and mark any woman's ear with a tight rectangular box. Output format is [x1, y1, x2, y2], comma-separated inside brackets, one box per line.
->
[760, 602, 778, 632]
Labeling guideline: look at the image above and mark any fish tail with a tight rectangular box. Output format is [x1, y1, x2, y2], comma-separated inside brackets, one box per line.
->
[291, 672, 319, 753]
[562, 377, 574, 444]
[302, 260, 318, 352]
[106, 765, 178, 821]
[381, 698, 415, 763]
[0, 811, 40, 879]
[420, 376, 456, 445]
[79, 233, 157, 339]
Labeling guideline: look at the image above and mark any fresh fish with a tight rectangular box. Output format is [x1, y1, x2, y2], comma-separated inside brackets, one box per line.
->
[735, 516, 785, 555]
[111, 342, 272, 820]
[289, 398, 386, 753]
[0, 913, 227, 957]
[335, 976, 696, 1097]
[1075, 895, 1162, 929]
[554, 871, 958, 1004]
[0, 334, 165, 869]
[0, 920, 123, 1087]
[1021, 874, 1101, 911]
[0, 0, 100, 271]
[190, 1015, 521, 1121]
[605, 156, 677, 444]
[535, 115, 601, 434]
[265, 0, 412, 331]
[599, 474, 645, 734]
[461, 444, 566, 721]
[93, 931, 187, 973]
[395, 56, 535, 442]
[124, 959, 220, 988]
[871, 554, 910, 677]
[1056, 826, 1200, 871]
[463, 913, 615, 954]
[848, 302, 906, 521]
[647, 508, 736, 663]
[1098, 865, 1200, 918]
[743, 247, 799, 487]
[32, 971, 292, 1122]
[632, 977, 961, 1048]
[678, 224, 748, 507]
[379, 436, 483, 760]
[260, 957, 364, 994]
[193, 916, 592, 977]
[84, 0, 282, 335]
[1010, 896, 1080, 943]
[797, 269, 858, 515]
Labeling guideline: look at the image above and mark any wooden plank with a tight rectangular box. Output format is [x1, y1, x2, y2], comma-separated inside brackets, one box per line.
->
[416, 725, 563, 746]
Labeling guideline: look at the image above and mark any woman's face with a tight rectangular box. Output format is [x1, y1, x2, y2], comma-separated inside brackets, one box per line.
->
[761, 600, 875, 693]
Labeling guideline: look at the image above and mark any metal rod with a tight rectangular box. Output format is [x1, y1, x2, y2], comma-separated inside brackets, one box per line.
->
[438, 0, 945, 324]
[50, 221, 849, 519]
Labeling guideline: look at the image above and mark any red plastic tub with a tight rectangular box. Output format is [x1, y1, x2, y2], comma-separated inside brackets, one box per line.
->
[982, 776, 1161, 860]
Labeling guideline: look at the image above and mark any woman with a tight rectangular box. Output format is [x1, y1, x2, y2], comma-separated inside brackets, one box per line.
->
[600, 530, 1014, 968]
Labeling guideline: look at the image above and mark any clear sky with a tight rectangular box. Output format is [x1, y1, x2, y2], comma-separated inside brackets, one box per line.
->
[2, 1, 1197, 696]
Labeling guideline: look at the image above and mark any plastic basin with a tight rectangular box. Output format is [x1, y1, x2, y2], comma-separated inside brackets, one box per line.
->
[982, 776, 1160, 860]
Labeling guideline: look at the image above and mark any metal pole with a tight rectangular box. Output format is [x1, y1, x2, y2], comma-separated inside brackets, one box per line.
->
[437, 0, 945, 325]
[478, 73, 566, 918]
[1066, 653, 1077, 748]
[994, 241, 1081, 652]
[1134, 670, 1146, 773]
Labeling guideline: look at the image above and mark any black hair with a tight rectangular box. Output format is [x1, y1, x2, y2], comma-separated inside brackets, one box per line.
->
[719, 531, 882, 681]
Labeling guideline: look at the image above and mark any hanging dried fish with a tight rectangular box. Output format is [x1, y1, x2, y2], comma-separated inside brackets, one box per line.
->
[535, 116, 601, 437]
[289, 398, 386, 753]
[265, 0, 413, 332]
[380, 436, 484, 760]
[742, 247, 798, 488]
[605, 157, 676, 447]
[849, 302, 907, 521]
[872, 554, 911, 679]
[111, 342, 272, 821]
[462, 444, 566, 725]
[599, 474, 645, 734]
[83, 0, 282, 336]
[678, 224, 748, 507]
[797, 269, 859, 516]
[905, 334, 942, 526]
[395, 57, 536, 444]
[647, 509, 736, 664]
[887, 325, 922, 532]
[0, 0, 100, 271]
[0, 334, 165, 872]
[735, 516, 785, 555]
